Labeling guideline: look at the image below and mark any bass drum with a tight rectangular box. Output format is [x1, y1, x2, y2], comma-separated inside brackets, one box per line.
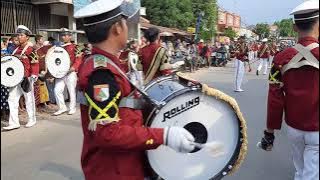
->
[45, 46, 71, 78]
[144, 75, 247, 180]
[1, 55, 24, 87]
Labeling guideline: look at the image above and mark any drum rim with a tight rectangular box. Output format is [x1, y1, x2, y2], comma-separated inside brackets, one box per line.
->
[145, 78, 244, 180]
[1, 55, 25, 87]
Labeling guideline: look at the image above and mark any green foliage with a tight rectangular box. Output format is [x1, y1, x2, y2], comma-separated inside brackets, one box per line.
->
[141, 0, 195, 30]
[192, 0, 218, 40]
[141, 0, 218, 40]
[274, 18, 297, 38]
[254, 23, 270, 39]
[224, 27, 237, 39]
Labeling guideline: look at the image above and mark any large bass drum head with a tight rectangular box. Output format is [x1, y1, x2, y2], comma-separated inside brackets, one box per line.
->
[1, 56, 24, 87]
[46, 46, 70, 78]
[147, 91, 241, 180]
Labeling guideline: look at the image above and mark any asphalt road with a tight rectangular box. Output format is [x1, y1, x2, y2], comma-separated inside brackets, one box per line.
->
[1, 61, 294, 180]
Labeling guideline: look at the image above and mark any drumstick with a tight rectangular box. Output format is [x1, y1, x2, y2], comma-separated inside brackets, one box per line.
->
[190, 142, 225, 158]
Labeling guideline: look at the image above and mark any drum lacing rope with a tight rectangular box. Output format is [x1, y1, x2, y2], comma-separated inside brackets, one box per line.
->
[201, 84, 248, 175]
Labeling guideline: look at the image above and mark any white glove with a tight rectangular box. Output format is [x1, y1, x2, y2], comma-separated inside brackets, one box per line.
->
[31, 75, 38, 81]
[164, 127, 195, 153]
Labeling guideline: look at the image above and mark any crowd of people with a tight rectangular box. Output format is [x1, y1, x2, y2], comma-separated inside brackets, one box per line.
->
[0, 27, 292, 125]
[0, 31, 93, 125]
[1, 0, 318, 180]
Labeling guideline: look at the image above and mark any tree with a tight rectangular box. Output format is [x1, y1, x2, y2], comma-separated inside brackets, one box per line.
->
[141, 0, 195, 30]
[142, 0, 218, 40]
[191, 0, 218, 41]
[254, 23, 270, 39]
[274, 18, 297, 38]
[224, 27, 237, 39]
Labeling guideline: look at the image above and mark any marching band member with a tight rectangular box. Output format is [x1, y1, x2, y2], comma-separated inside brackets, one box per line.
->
[256, 38, 270, 76]
[252, 42, 259, 60]
[139, 27, 172, 84]
[53, 28, 82, 116]
[269, 40, 278, 68]
[74, 1, 195, 179]
[259, 1, 319, 180]
[3, 25, 39, 130]
[233, 36, 249, 92]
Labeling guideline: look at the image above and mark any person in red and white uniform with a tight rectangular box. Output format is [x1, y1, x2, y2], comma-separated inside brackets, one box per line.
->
[256, 38, 270, 75]
[53, 28, 83, 116]
[268, 40, 278, 68]
[3, 25, 39, 130]
[258, 1, 319, 180]
[232, 36, 249, 92]
[74, 1, 196, 179]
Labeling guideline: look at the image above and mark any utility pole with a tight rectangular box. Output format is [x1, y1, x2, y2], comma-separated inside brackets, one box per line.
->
[195, 11, 204, 42]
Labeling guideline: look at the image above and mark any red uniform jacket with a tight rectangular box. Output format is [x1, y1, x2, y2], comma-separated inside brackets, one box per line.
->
[78, 47, 164, 180]
[267, 37, 319, 131]
[198, 43, 204, 54]
[235, 43, 249, 62]
[138, 42, 171, 79]
[13, 44, 39, 77]
[119, 50, 130, 73]
[259, 44, 270, 58]
[62, 43, 82, 72]
[252, 44, 259, 52]
[270, 44, 277, 56]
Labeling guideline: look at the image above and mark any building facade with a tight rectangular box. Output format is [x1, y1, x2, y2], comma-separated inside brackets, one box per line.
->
[1, 0, 140, 44]
[217, 9, 241, 34]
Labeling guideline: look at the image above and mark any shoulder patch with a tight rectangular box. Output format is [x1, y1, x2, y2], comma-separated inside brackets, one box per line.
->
[93, 55, 108, 68]
[93, 84, 110, 102]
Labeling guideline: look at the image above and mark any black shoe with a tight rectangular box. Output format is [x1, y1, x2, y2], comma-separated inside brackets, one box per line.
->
[256, 70, 259, 76]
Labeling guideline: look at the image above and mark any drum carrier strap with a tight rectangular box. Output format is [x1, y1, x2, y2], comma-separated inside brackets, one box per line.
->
[281, 43, 319, 74]
[78, 54, 145, 110]
[12, 44, 31, 57]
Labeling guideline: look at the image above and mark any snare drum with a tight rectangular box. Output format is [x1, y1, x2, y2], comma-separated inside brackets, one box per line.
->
[144, 75, 247, 180]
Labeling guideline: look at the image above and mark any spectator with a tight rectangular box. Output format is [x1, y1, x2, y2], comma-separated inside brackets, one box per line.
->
[7, 35, 19, 54]
[1, 38, 9, 55]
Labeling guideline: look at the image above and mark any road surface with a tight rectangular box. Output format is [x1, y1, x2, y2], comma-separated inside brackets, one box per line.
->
[1, 61, 294, 180]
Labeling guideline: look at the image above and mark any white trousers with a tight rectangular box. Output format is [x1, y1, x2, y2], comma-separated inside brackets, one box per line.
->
[8, 78, 36, 126]
[254, 51, 258, 59]
[234, 59, 245, 90]
[248, 51, 255, 61]
[287, 125, 319, 180]
[54, 72, 77, 111]
[257, 58, 268, 74]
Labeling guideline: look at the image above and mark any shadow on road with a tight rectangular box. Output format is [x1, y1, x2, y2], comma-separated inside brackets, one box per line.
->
[40, 162, 84, 180]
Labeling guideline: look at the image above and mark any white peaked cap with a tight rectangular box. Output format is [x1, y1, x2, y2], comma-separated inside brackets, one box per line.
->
[16, 25, 32, 35]
[74, 0, 124, 19]
[74, 0, 140, 27]
[290, 0, 319, 22]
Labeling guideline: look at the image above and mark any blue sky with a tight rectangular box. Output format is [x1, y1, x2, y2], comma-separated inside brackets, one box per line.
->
[217, 0, 303, 25]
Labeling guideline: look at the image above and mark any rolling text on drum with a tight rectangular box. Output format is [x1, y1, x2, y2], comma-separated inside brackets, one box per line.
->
[162, 96, 200, 122]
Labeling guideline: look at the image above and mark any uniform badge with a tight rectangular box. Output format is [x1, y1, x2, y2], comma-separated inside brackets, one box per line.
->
[93, 84, 110, 102]
[94, 55, 108, 68]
